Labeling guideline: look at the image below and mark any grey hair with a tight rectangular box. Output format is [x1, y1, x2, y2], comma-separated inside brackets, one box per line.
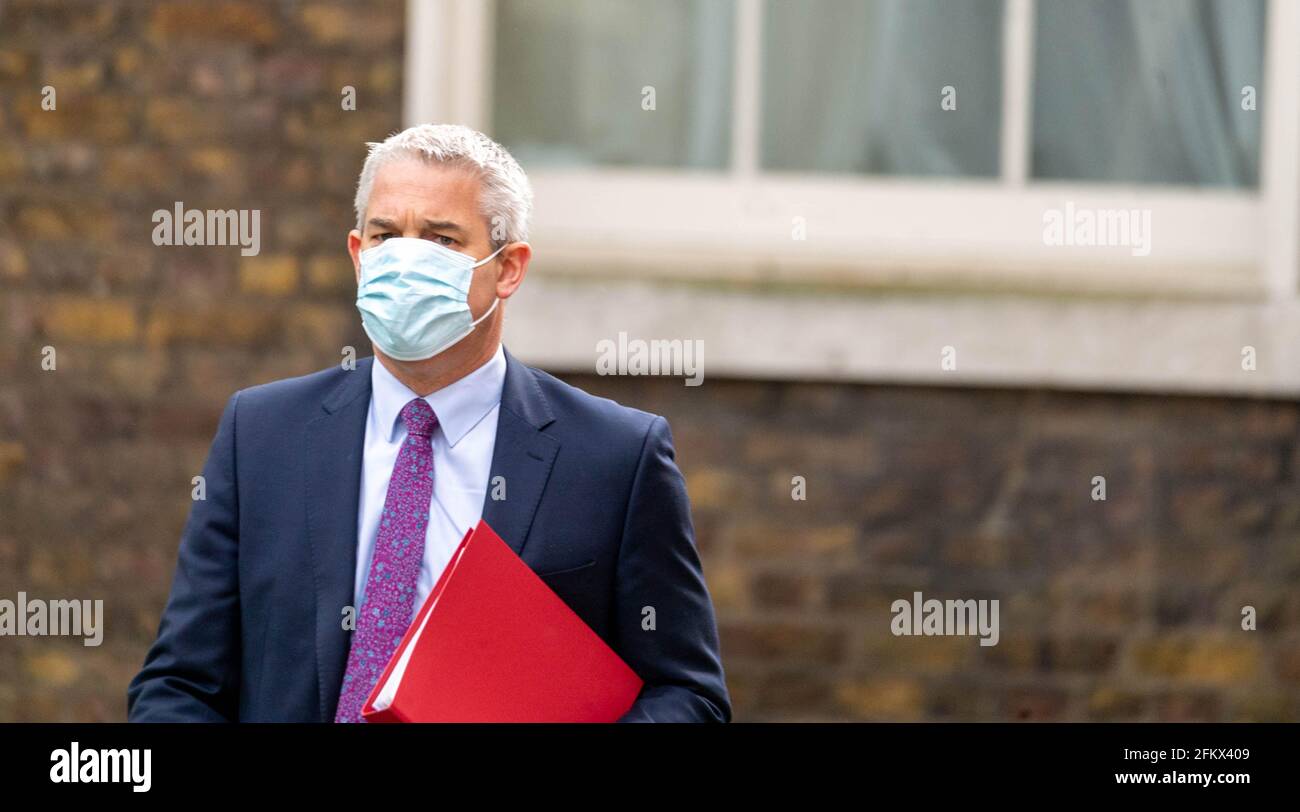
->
[353, 123, 532, 248]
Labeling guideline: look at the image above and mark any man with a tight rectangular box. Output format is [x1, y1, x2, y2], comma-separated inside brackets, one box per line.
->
[127, 124, 730, 723]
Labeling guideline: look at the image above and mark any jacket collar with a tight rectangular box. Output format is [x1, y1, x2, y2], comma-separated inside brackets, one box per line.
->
[369, 344, 507, 447]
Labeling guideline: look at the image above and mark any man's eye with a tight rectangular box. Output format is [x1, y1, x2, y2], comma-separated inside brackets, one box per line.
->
[434, 235, 455, 247]
[376, 233, 395, 241]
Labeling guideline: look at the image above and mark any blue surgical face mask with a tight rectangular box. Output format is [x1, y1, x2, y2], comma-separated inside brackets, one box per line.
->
[355, 236, 505, 361]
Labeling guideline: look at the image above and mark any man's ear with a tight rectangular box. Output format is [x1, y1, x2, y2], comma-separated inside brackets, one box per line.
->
[496, 242, 532, 300]
[348, 229, 363, 283]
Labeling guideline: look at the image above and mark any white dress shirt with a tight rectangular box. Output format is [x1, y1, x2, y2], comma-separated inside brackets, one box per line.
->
[354, 344, 506, 615]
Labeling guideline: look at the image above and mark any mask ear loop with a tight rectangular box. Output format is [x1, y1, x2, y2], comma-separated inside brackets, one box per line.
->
[468, 294, 500, 327]
[471, 242, 508, 268]
[467, 242, 508, 327]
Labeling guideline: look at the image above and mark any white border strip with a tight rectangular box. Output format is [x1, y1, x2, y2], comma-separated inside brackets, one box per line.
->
[1261, 0, 1300, 301]
[503, 276, 1300, 398]
[1000, 0, 1035, 186]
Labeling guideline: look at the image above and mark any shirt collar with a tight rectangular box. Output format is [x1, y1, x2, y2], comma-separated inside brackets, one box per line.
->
[370, 343, 506, 448]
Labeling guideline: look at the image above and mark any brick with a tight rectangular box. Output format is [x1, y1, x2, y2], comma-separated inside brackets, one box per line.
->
[1156, 691, 1222, 722]
[861, 632, 972, 673]
[704, 560, 746, 614]
[42, 58, 105, 93]
[19, 94, 137, 144]
[299, 4, 352, 45]
[0, 49, 33, 79]
[925, 680, 991, 719]
[824, 572, 920, 615]
[285, 303, 350, 348]
[1002, 686, 1070, 721]
[369, 59, 400, 95]
[1086, 688, 1147, 721]
[15, 204, 75, 239]
[858, 529, 940, 569]
[113, 46, 143, 80]
[719, 620, 846, 664]
[306, 255, 354, 293]
[1274, 646, 1300, 683]
[148, 1, 279, 44]
[0, 239, 27, 280]
[982, 635, 1039, 672]
[239, 255, 299, 296]
[744, 430, 870, 469]
[719, 669, 760, 716]
[1230, 691, 1297, 722]
[300, 4, 402, 47]
[102, 349, 169, 400]
[273, 210, 322, 248]
[728, 519, 855, 560]
[834, 676, 924, 720]
[0, 144, 22, 181]
[260, 54, 326, 98]
[186, 148, 238, 177]
[1130, 637, 1260, 684]
[0, 442, 26, 484]
[940, 533, 1008, 570]
[144, 98, 228, 143]
[1049, 586, 1143, 629]
[749, 570, 818, 609]
[1155, 584, 1222, 627]
[101, 147, 172, 190]
[144, 303, 281, 348]
[43, 297, 139, 343]
[16, 199, 115, 242]
[683, 467, 742, 511]
[189, 52, 257, 97]
[757, 669, 835, 716]
[1041, 637, 1118, 673]
[1168, 483, 1272, 538]
[23, 651, 80, 688]
[279, 157, 317, 193]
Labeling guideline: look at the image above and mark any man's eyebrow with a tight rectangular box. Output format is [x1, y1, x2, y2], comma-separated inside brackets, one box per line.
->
[421, 219, 466, 235]
[365, 217, 469, 236]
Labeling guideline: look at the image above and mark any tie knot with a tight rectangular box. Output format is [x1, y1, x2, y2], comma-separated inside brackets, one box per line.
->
[399, 397, 438, 437]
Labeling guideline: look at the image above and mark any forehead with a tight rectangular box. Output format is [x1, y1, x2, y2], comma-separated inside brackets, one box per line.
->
[366, 158, 483, 224]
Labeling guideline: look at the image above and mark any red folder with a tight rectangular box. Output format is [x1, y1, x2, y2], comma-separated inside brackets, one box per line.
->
[360, 520, 643, 722]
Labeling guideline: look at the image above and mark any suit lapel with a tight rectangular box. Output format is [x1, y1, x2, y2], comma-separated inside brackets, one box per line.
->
[480, 347, 559, 559]
[306, 357, 372, 722]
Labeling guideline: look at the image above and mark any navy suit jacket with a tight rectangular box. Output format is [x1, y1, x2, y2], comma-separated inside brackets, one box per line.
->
[127, 347, 730, 722]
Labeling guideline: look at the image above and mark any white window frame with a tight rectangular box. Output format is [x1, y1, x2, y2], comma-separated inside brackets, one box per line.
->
[405, 0, 1300, 396]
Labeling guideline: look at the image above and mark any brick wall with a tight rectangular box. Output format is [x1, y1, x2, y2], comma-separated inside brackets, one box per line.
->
[0, 0, 396, 720]
[571, 375, 1300, 721]
[1, 1, 1296, 722]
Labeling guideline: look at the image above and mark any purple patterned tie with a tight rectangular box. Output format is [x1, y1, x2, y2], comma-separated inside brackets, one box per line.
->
[334, 397, 438, 723]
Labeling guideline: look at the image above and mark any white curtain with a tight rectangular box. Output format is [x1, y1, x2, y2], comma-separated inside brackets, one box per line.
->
[492, 0, 1264, 185]
[1032, 0, 1265, 186]
[492, 0, 734, 169]
[762, 0, 1004, 176]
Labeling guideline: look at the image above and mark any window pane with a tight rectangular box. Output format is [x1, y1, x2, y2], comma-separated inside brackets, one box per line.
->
[761, 0, 1004, 176]
[1033, 0, 1265, 187]
[492, 0, 734, 169]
